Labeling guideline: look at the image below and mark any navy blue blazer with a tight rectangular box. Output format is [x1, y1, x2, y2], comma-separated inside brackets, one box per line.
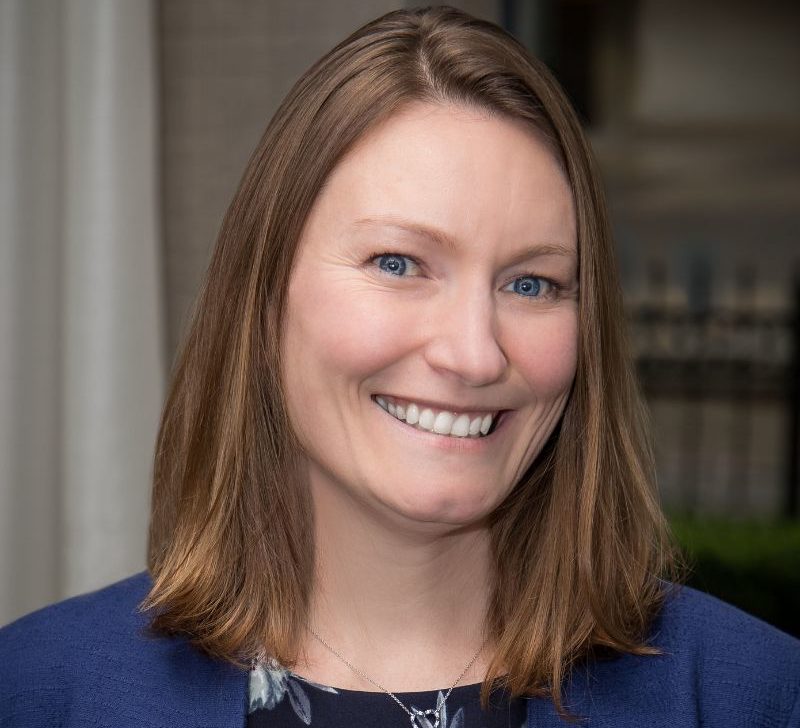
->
[1, 571, 799, 727]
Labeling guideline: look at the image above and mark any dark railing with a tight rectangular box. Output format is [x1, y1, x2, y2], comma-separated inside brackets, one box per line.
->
[627, 263, 800, 519]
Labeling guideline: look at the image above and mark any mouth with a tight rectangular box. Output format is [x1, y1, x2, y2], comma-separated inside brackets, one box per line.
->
[370, 394, 508, 440]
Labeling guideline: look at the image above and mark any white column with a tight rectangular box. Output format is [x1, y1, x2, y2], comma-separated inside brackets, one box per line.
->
[0, 0, 164, 626]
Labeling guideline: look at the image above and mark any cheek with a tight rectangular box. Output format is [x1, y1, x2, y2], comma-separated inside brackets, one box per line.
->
[504, 311, 578, 395]
[283, 273, 414, 391]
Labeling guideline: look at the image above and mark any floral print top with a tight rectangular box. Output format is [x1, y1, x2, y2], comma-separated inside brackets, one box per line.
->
[247, 658, 527, 728]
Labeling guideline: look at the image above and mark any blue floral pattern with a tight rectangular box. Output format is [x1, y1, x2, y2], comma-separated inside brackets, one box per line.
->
[249, 657, 339, 725]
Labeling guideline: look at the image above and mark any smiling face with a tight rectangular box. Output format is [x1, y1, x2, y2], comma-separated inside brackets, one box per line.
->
[281, 101, 579, 530]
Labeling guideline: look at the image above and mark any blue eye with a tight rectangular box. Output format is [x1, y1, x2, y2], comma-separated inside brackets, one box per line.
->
[507, 275, 548, 298]
[513, 276, 540, 296]
[373, 253, 419, 277]
[378, 254, 406, 275]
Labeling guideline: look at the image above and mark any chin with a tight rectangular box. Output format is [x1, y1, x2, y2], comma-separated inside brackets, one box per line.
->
[385, 486, 496, 529]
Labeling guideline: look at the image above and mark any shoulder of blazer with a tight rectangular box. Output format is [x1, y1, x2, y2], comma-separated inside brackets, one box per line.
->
[0, 571, 248, 728]
[525, 583, 800, 727]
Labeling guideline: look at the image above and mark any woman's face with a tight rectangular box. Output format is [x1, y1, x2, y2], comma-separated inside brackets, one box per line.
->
[281, 101, 579, 530]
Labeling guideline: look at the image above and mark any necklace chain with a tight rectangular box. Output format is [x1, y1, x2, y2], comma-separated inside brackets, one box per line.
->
[308, 628, 487, 727]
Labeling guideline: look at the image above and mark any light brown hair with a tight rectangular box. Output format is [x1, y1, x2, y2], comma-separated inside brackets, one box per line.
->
[142, 5, 683, 720]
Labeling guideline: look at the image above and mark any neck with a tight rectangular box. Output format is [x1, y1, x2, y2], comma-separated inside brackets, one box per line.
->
[296, 472, 495, 692]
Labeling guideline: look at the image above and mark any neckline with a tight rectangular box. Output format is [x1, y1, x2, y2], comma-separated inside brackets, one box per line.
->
[287, 670, 496, 698]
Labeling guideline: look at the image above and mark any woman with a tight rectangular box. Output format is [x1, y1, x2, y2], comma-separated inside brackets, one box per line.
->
[2, 6, 798, 728]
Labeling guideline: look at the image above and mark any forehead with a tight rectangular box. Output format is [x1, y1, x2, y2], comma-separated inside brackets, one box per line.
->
[303, 101, 576, 255]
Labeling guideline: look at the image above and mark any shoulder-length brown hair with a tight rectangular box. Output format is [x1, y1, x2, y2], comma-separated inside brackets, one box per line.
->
[142, 4, 683, 720]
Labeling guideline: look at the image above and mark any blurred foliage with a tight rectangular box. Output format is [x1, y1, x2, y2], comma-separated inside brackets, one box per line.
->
[668, 515, 800, 638]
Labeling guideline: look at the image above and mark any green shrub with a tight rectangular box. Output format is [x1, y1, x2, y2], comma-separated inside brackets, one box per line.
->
[667, 515, 800, 638]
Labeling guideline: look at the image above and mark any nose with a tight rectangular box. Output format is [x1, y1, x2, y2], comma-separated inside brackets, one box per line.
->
[422, 287, 508, 387]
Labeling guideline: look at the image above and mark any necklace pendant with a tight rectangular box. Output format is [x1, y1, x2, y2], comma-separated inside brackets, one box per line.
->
[410, 707, 440, 728]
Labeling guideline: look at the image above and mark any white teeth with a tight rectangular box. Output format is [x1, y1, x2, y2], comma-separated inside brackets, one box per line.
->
[433, 411, 455, 434]
[451, 414, 471, 437]
[418, 408, 435, 430]
[373, 396, 498, 439]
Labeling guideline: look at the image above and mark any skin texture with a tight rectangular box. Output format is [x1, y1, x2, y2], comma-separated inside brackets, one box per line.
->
[281, 101, 579, 691]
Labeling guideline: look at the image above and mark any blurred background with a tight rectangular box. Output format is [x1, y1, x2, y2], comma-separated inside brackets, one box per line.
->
[1, 0, 798, 633]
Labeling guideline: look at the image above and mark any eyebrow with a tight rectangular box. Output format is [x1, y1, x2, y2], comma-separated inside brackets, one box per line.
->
[352, 215, 576, 265]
